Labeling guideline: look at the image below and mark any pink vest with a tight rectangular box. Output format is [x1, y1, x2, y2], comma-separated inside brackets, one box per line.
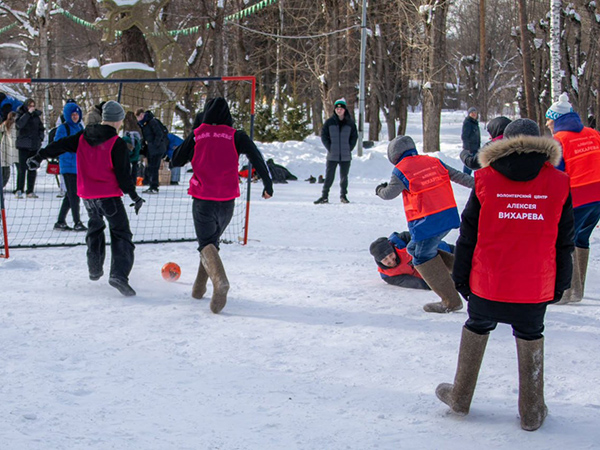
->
[189, 124, 240, 201]
[76, 135, 122, 199]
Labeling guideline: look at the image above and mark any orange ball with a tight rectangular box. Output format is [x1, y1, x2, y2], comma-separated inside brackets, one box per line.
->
[161, 262, 181, 282]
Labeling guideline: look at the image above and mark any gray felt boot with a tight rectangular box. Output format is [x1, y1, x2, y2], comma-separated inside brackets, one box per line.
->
[516, 337, 547, 431]
[416, 254, 463, 313]
[191, 258, 209, 300]
[436, 327, 489, 415]
[201, 244, 230, 314]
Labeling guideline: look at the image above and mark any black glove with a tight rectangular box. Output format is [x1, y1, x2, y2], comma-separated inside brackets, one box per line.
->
[26, 154, 43, 170]
[376, 182, 388, 195]
[262, 186, 273, 198]
[455, 283, 471, 301]
[129, 195, 145, 215]
[553, 290, 564, 302]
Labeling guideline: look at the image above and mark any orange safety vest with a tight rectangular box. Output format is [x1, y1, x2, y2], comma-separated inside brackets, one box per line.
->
[554, 127, 600, 208]
[395, 155, 458, 221]
[470, 163, 570, 303]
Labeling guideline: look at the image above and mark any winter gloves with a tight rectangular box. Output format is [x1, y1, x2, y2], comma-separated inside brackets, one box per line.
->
[129, 194, 145, 215]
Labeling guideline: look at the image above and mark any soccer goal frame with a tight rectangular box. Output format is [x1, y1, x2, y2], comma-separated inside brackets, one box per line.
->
[0, 76, 257, 255]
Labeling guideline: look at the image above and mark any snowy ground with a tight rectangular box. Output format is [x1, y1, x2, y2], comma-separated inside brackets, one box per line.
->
[1, 112, 599, 449]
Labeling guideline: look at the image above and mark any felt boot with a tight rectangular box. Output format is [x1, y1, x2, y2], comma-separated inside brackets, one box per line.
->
[436, 327, 489, 415]
[191, 257, 209, 299]
[557, 247, 587, 304]
[516, 337, 547, 431]
[438, 250, 455, 273]
[416, 255, 463, 313]
[201, 244, 229, 314]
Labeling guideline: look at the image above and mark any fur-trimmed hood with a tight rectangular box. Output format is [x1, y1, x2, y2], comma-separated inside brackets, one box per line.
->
[478, 135, 562, 181]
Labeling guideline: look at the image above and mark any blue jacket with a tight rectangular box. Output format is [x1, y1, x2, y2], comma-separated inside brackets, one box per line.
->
[56, 102, 84, 174]
[166, 133, 184, 159]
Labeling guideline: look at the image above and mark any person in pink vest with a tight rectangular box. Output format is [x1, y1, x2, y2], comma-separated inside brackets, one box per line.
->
[437, 119, 574, 431]
[28, 101, 145, 297]
[172, 97, 273, 314]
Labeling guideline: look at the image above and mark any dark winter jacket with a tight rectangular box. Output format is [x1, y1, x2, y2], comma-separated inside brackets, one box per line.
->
[461, 115, 481, 152]
[461, 116, 510, 171]
[321, 107, 358, 162]
[453, 135, 574, 304]
[172, 97, 274, 197]
[38, 124, 138, 199]
[15, 104, 45, 151]
[138, 111, 169, 157]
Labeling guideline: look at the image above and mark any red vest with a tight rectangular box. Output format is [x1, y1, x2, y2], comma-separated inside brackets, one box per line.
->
[395, 156, 457, 221]
[470, 163, 570, 303]
[554, 127, 600, 208]
[76, 135, 122, 199]
[377, 247, 422, 279]
[189, 124, 240, 201]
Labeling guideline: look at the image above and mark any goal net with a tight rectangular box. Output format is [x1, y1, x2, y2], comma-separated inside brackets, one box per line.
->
[0, 76, 256, 251]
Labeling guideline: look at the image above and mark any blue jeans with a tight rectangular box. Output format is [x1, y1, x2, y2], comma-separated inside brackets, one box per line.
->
[406, 231, 450, 266]
[573, 202, 600, 248]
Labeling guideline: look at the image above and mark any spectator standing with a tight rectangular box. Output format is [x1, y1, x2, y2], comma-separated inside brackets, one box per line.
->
[84, 102, 104, 126]
[172, 97, 273, 313]
[370, 231, 455, 291]
[122, 111, 143, 186]
[376, 135, 474, 313]
[461, 107, 481, 175]
[15, 98, 44, 198]
[29, 101, 145, 297]
[136, 108, 168, 194]
[314, 98, 358, 204]
[438, 119, 574, 431]
[1, 111, 18, 189]
[545, 93, 600, 304]
[53, 101, 86, 231]
[461, 116, 511, 172]
[166, 132, 183, 185]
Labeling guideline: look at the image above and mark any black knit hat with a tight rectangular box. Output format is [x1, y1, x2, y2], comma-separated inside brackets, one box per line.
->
[503, 118, 540, 138]
[369, 237, 394, 262]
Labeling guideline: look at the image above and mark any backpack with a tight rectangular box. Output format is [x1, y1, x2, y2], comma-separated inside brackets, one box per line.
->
[48, 122, 70, 143]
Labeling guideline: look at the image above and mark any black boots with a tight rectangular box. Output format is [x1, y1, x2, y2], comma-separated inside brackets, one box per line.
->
[314, 196, 328, 204]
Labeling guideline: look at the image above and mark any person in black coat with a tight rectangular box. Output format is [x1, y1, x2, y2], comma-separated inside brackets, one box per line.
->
[437, 119, 574, 432]
[314, 98, 358, 204]
[136, 109, 169, 194]
[15, 98, 45, 198]
[460, 107, 481, 175]
[460, 116, 511, 172]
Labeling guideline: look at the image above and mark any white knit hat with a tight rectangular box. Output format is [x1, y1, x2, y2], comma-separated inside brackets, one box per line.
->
[545, 93, 573, 120]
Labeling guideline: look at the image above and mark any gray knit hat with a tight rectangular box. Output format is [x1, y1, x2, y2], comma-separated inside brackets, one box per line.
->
[102, 100, 125, 122]
[467, 107, 478, 114]
[503, 118, 540, 138]
[387, 135, 416, 164]
[369, 237, 394, 262]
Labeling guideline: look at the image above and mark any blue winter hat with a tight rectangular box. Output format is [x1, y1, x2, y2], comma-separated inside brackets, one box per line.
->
[545, 93, 574, 120]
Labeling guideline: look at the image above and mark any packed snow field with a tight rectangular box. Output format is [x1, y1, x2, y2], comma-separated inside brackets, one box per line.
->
[1, 112, 599, 449]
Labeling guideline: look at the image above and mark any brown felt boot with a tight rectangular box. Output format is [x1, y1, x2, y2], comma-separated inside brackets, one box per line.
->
[201, 244, 230, 314]
[570, 247, 589, 303]
[416, 255, 463, 313]
[516, 337, 547, 431]
[438, 250, 455, 273]
[436, 327, 489, 415]
[557, 247, 587, 304]
[191, 258, 209, 299]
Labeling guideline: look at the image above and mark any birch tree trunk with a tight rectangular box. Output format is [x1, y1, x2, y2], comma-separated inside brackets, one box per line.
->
[550, 0, 562, 101]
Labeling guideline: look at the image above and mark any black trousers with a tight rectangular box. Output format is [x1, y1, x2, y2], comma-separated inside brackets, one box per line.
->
[1, 166, 9, 188]
[192, 198, 235, 251]
[465, 294, 547, 341]
[57, 173, 81, 224]
[83, 197, 135, 281]
[322, 160, 351, 197]
[147, 154, 162, 190]
[16, 148, 38, 194]
[130, 160, 139, 187]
